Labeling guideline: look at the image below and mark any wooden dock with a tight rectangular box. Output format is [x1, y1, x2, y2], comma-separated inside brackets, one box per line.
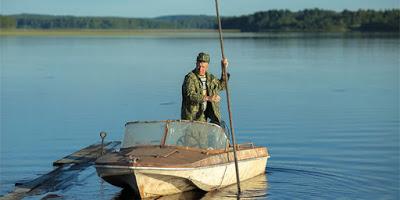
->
[0, 141, 120, 200]
[53, 141, 119, 166]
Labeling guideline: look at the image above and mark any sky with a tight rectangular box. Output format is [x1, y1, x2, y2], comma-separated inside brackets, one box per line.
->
[1, 0, 399, 18]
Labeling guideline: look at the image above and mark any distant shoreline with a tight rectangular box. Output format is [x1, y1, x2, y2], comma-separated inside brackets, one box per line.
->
[1, 29, 399, 37]
[0, 29, 241, 36]
[1, 9, 399, 33]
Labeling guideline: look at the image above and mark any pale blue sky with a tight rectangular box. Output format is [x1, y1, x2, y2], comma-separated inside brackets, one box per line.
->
[1, 0, 399, 17]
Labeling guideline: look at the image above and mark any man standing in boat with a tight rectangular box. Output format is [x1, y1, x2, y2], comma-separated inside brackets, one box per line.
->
[181, 52, 229, 125]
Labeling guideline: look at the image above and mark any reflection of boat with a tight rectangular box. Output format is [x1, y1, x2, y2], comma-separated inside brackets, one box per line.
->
[202, 174, 268, 200]
[114, 188, 206, 200]
[95, 120, 270, 198]
[114, 174, 268, 200]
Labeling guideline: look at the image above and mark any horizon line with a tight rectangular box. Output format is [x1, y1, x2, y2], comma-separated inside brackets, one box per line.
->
[2, 8, 399, 19]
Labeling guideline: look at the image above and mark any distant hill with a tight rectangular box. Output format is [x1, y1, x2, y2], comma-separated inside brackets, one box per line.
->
[1, 9, 399, 32]
[0, 14, 215, 30]
[222, 9, 400, 32]
[5, 14, 173, 29]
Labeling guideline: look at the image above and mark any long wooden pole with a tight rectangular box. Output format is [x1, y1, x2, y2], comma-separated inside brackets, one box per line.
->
[215, 0, 241, 194]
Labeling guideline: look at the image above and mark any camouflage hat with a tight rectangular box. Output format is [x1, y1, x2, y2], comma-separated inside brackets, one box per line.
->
[196, 52, 210, 63]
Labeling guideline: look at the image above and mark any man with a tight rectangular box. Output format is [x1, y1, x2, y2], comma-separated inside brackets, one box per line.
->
[181, 52, 229, 125]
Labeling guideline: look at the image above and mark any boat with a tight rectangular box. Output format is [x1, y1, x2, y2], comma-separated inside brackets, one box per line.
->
[95, 120, 270, 198]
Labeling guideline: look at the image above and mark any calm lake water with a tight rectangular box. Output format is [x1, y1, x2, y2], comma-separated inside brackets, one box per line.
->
[1, 32, 399, 199]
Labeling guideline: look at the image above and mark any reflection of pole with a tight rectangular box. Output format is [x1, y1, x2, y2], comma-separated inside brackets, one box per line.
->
[215, 0, 241, 194]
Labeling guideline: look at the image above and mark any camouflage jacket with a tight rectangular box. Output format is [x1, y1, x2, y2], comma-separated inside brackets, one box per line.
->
[181, 69, 228, 124]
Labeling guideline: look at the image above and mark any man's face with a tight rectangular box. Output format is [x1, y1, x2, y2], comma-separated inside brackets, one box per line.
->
[197, 61, 209, 76]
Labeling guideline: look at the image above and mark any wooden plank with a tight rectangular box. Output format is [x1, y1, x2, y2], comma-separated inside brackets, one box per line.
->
[14, 163, 71, 191]
[0, 187, 30, 200]
[53, 141, 120, 166]
[1, 141, 121, 199]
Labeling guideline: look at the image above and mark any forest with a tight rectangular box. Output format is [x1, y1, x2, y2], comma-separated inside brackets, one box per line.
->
[1, 9, 399, 32]
[222, 9, 399, 32]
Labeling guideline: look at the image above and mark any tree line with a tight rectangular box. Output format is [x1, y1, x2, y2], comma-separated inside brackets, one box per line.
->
[0, 14, 216, 30]
[222, 9, 399, 32]
[1, 9, 399, 32]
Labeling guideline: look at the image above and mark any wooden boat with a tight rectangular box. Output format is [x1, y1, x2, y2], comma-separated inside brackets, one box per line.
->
[95, 120, 270, 198]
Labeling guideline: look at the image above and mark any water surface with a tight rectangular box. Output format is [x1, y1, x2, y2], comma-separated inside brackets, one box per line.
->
[1, 32, 399, 199]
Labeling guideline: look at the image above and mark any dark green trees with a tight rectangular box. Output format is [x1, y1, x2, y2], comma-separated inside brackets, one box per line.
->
[0, 16, 16, 29]
[222, 9, 399, 32]
[1, 9, 399, 32]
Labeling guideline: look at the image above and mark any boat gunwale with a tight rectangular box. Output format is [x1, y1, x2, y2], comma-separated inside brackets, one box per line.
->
[95, 145, 270, 168]
[95, 156, 270, 171]
[119, 144, 268, 155]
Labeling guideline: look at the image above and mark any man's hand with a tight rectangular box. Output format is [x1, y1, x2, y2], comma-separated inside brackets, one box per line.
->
[221, 58, 229, 69]
[204, 95, 221, 102]
[211, 95, 221, 102]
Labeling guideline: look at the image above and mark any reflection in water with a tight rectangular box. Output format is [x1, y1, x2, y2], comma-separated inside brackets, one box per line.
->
[113, 174, 268, 200]
[113, 188, 205, 200]
[202, 174, 268, 200]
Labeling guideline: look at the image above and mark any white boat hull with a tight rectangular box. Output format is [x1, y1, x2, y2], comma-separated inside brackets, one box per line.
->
[96, 156, 269, 198]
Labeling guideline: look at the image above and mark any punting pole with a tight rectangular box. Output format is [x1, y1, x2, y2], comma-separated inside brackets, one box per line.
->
[214, 0, 241, 194]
